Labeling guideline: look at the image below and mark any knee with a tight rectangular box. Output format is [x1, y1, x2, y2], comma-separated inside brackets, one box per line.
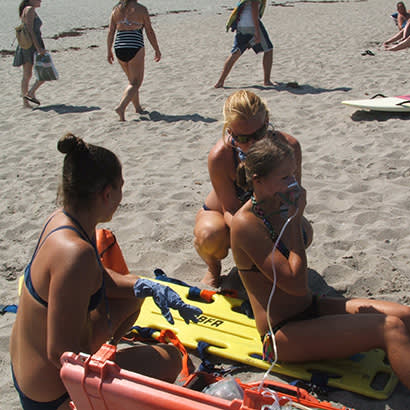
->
[160, 345, 183, 382]
[384, 315, 408, 342]
[129, 79, 141, 87]
[194, 224, 229, 258]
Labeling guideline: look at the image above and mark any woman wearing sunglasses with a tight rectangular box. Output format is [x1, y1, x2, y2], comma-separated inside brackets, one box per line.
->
[194, 90, 312, 287]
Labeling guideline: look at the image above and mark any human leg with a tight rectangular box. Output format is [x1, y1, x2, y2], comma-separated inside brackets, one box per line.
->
[319, 295, 410, 331]
[115, 48, 145, 121]
[256, 22, 275, 86]
[263, 49, 273, 86]
[214, 50, 241, 88]
[193, 208, 230, 287]
[386, 35, 410, 50]
[117, 56, 144, 113]
[384, 27, 405, 46]
[22, 63, 33, 107]
[27, 80, 45, 103]
[116, 343, 182, 383]
[274, 312, 410, 388]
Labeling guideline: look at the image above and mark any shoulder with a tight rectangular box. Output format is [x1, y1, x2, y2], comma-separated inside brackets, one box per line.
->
[208, 140, 234, 175]
[137, 3, 149, 14]
[275, 130, 300, 149]
[231, 205, 257, 237]
[110, 5, 121, 19]
[49, 231, 98, 274]
[23, 6, 35, 19]
[209, 139, 232, 163]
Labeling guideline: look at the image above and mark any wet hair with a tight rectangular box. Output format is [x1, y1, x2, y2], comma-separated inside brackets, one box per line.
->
[18, 0, 30, 17]
[236, 134, 294, 192]
[57, 133, 122, 210]
[222, 90, 269, 139]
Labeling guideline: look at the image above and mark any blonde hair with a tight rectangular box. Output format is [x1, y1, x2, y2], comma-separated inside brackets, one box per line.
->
[222, 90, 269, 140]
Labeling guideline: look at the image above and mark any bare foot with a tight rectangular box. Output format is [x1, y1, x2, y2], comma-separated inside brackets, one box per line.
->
[200, 270, 221, 288]
[115, 107, 125, 121]
[264, 81, 278, 87]
[23, 99, 32, 108]
[134, 105, 144, 114]
[214, 81, 224, 89]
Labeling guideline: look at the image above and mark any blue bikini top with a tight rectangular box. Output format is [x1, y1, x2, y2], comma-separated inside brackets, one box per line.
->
[24, 210, 105, 311]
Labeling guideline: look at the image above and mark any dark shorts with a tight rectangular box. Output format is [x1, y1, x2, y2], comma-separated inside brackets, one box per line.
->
[272, 294, 320, 335]
[232, 21, 273, 54]
[114, 47, 142, 62]
[262, 295, 321, 363]
[11, 365, 69, 410]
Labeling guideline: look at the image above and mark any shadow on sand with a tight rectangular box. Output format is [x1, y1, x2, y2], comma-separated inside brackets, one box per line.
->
[34, 104, 101, 114]
[137, 111, 218, 123]
[350, 110, 410, 122]
[247, 82, 352, 94]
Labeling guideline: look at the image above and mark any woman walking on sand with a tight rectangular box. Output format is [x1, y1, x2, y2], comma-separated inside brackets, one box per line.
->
[13, 0, 46, 108]
[107, 0, 161, 121]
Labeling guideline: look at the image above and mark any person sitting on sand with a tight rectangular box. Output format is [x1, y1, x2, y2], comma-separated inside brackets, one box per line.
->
[13, 0, 47, 108]
[10, 133, 201, 410]
[384, 19, 410, 51]
[394, 2, 410, 30]
[193, 90, 312, 287]
[107, 0, 161, 121]
[214, 0, 274, 88]
[230, 134, 410, 390]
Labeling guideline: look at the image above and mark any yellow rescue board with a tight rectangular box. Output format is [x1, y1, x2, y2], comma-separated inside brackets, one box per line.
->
[134, 278, 398, 400]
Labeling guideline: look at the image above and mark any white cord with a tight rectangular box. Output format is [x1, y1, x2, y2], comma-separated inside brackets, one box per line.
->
[258, 208, 299, 393]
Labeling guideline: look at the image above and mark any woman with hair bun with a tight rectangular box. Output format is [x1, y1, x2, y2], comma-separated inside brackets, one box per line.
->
[10, 133, 201, 409]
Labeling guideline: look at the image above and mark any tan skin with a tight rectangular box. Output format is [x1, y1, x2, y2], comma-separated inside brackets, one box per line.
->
[20, 0, 46, 108]
[193, 109, 308, 287]
[396, 2, 410, 30]
[214, 1, 273, 88]
[384, 19, 410, 51]
[107, 0, 161, 121]
[231, 158, 410, 389]
[10, 177, 181, 409]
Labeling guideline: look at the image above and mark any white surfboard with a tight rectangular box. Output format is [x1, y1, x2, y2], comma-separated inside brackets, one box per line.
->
[342, 94, 410, 112]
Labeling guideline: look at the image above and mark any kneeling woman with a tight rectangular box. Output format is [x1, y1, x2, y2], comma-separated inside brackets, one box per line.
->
[230, 135, 410, 389]
[10, 133, 201, 409]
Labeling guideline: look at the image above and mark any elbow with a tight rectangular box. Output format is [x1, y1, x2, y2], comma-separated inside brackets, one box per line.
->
[47, 349, 63, 369]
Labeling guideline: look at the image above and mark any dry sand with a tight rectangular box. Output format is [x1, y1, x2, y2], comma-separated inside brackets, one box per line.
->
[1, 0, 410, 408]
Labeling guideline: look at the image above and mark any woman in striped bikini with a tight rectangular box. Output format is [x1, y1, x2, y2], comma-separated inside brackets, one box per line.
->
[107, 0, 161, 121]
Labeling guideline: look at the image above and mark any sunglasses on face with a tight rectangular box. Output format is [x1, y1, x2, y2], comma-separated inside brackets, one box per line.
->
[229, 121, 269, 144]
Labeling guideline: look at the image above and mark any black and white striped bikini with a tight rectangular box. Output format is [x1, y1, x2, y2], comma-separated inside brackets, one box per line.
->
[114, 29, 145, 62]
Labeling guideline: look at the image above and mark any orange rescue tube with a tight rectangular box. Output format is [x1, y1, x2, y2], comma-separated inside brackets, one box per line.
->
[96, 229, 129, 275]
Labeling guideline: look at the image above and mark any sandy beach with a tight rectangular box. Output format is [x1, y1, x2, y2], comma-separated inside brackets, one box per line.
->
[1, 0, 410, 408]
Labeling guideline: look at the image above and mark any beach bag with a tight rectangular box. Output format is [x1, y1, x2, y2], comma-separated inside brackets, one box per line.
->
[15, 23, 32, 49]
[34, 52, 59, 81]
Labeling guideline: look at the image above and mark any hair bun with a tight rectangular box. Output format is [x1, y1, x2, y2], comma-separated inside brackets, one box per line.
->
[57, 133, 87, 155]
